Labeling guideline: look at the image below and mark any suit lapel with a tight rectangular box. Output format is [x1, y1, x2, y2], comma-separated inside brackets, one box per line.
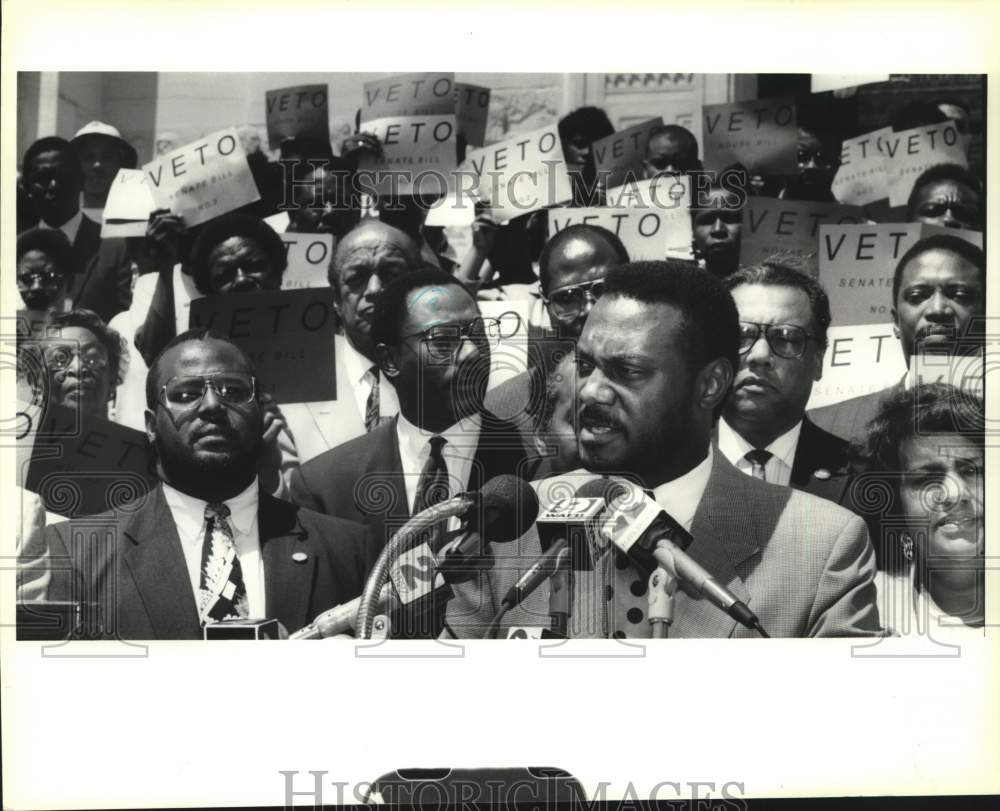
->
[672, 456, 760, 639]
[260, 495, 314, 630]
[790, 419, 850, 504]
[121, 486, 202, 639]
[366, 418, 411, 518]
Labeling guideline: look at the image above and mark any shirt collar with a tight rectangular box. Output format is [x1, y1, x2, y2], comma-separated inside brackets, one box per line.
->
[651, 445, 714, 532]
[717, 417, 801, 470]
[161, 476, 260, 543]
[341, 335, 377, 387]
[396, 410, 483, 461]
[39, 209, 84, 244]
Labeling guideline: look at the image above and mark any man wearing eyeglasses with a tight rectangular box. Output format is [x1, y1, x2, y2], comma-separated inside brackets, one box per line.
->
[21, 330, 372, 639]
[717, 263, 856, 506]
[290, 269, 538, 628]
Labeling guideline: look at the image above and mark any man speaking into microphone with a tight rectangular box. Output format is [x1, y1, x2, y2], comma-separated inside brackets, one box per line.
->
[447, 262, 880, 638]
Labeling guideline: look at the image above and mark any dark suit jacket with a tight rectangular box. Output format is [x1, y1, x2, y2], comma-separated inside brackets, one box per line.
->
[789, 418, 855, 505]
[289, 412, 542, 554]
[807, 379, 906, 448]
[33, 485, 373, 639]
[72, 228, 133, 323]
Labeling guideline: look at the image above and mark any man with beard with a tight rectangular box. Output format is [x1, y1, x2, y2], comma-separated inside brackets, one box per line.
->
[19, 331, 372, 639]
[290, 270, 537, 570]
[810, 233, 985, 445]
[446, 262, 879, 638]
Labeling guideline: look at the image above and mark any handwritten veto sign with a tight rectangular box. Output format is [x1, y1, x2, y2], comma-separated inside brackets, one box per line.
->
[462, 124, 573, 223]
[265, 84, 330, 148]
[832, 127, 892, 206]
[882, 121, 968, 206]
[362, 72, 455, 122]
[362, 114, 456, 196]
[142, 128, 260, 227]
[101, 169, 156, 238]
[703, 96, 797, 175]
[455, 82, 491, 148]
[592, 117, 663, 191]
[739, 198, 866, 277]
[25, 404, 157, 518]
[190, 289, 337, 402]
[280, 233, 334, 289]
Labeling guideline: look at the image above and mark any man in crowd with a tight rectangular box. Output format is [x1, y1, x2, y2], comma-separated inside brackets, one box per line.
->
[717, 263, 855, 506]
[71, 121, 138, 220]
[448, 262, 880, 638]
[290, 269, 538, 564]
[810, 233, 985, 445]
[20, 136, 131, 322]
[16, 229, 75, 330]
[18, 331, 372, 639]
[279, 220, 422, 463]
[690, 181, 744, 279]
[906, 163, 984, 232]
[642, 124, 701, 179]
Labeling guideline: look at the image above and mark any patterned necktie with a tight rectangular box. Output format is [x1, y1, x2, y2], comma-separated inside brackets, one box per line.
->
[744, 448, 773, 481]
[412, 436, 449, 516]
[364, 365, 381, 433]
[198, 502, 248, 625]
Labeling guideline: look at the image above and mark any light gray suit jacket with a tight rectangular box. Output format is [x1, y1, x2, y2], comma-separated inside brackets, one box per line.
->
[445, 454, 880, 638]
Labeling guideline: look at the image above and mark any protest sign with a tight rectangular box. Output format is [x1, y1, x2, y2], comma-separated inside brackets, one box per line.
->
[808, 323, 906, 409]
[549, 201, 692, 261]
[660, 98, 701, 146]
[454, 82, 491, 148]
[810, 74, 889, 93]
[592, 117, 663, 191]
[279, 233, 334, 289]
[101, 169, 156, 238]
[425, 191, 478, 227]
[361, 114, 457, 195]
[24, 404, 157, 518]
[462, 124, 573, 222]
[142, 127, 260, 227]
[362, 72, 455, 122]
[265, 84, 330, 149]
[739, 197, 866, 276]
[702, 96, 797, 175]
[832, 127, 892, 206]
[189, 289, 337, 402]
[882, 121, 968, 206]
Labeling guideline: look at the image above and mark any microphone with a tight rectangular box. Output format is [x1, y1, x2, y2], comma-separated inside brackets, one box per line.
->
[499, 540, 571, 612]
[290, 583, 395, 640]
[355, 475, 539, 639]
[586, 477, 765, 634]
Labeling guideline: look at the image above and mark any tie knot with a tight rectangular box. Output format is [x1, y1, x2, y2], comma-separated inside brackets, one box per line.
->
[428, 435, 447, 457]
[368, 364, 379, 381]
[744, 448, 773, 468]
[205, 502, 231, 521]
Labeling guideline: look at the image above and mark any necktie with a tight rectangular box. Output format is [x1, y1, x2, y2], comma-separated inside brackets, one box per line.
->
[744, 448, 773, 481]
[412, 436, 449, 516]
[364, 366, 381, 433]
[198, 502, 248, 625]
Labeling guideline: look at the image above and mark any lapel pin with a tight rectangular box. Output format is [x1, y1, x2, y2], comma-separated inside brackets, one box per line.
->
[291, 552, 309, 563]
[813, 468, 832, 480]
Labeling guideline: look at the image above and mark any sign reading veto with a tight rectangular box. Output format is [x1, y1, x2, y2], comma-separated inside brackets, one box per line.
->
[549, 202, 692, 261]
[702, 96, 797, 175]
[739, 197, 865, 277]
[832, 127, 892, 206]
[265, 84, 330, 149]
[361, 114, 457, 196]
[455, 82, 491, 148]
[280, 233, 334, 289]
[142, 128, 260, 227]
[25, 404, 157, 518]
[462, 124, 573, 222]
[592, 117, 663, 191]
[362, 72, 455, 122]
[881, 121, 968, 206]
[102, 169, 156, 238]
[189, 289, 337, 402]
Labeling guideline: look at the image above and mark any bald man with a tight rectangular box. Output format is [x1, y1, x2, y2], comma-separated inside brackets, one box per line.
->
[280, 220, 424, 463]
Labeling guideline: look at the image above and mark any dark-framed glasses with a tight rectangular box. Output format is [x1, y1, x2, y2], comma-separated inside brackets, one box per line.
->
[544, 279, 605, 322]
[42, 343, 109, 371]
[738, 322, 815, 360]
[402, 311, 521, 361]
[159, 372, 256, 410]
[17, 269, 63, 289]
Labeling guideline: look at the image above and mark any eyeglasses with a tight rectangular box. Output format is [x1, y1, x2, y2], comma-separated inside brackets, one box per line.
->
[401, 312, 520, 361]
[544, 279, 605, 322]
[159, 373, 256, 410]
[42, 344, 109, 371]
[17, 270, 63, 289]
[738, 322, 815, 360]
[915, 201, 981, 226]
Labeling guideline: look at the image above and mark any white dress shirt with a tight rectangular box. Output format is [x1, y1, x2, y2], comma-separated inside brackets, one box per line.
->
[161, 477, 266, 618]
[650, 445, 715, 533]
[340, 337, 400, 424]
[717, 417, 802, 487]
[396, 412, 482, 516]
[38, 209, 86, 244]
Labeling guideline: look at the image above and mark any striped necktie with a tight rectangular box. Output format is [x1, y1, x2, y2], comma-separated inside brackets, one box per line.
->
[198, 502, 248, 625]
[412, 436, 449, 516]
[744, 448, 773, 481]
[364, 366, 381, 433]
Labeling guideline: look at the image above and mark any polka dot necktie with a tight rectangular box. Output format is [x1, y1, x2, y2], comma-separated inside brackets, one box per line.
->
[744, 448, 773, 482]
[198, 502, 248, 625]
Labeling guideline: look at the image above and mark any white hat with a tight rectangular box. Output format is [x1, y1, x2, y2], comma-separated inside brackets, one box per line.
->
[71, 121, 138, 168]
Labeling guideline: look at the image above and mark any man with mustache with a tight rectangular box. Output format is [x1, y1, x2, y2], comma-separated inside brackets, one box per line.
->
[446, 262, 880, 638]
[810, 233, 985, 445]
[18, 331, 372, 639]
[717, 263, 856, 506]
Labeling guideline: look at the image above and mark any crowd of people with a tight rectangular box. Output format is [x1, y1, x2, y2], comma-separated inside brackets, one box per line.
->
[13, 74, 986, 641]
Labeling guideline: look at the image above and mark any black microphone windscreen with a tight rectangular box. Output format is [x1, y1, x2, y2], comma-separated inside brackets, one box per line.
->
[473, 474, 540, 543]
[574, 476, 632, 505]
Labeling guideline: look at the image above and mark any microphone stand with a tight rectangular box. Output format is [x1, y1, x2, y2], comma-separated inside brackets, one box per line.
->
[647, 565, 678, 639]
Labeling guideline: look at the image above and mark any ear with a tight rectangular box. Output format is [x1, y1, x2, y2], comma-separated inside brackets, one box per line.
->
[696, 357, 733, 415]
[375, 342, 400, 380]
[144, 408, 157, 445]
[812, 345, 825, 382]
[891, 305, 900, 338]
